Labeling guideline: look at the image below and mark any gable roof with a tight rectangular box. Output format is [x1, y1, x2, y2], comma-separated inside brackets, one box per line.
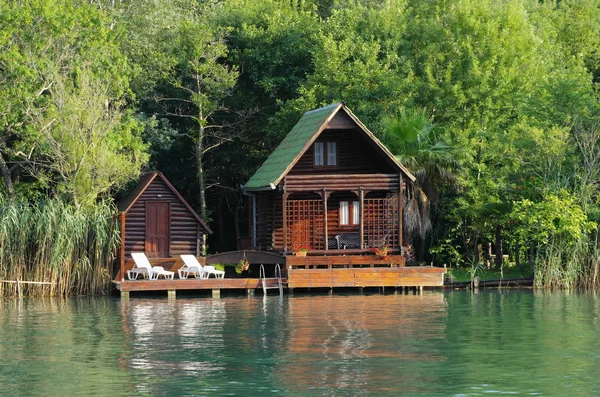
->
[243, 102, 415, 191]
[118, 171, 212, 234]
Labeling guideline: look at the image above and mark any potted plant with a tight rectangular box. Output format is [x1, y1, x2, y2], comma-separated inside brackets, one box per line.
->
[293, 245, 312, 257]
[370, 245, 388, 259]
[236, 258, 250, 273]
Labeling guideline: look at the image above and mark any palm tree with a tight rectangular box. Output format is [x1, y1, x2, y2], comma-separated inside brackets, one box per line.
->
[384, 108, 458, 262]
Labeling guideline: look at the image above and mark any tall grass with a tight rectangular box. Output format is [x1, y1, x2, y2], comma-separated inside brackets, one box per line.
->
[532, 237, 596, 290]
[0, 199, 119, 297]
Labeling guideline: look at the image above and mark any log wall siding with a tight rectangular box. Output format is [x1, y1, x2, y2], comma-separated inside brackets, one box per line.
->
[123, 178, 203, 258]
[289, 129, 391, 175]
[255, 191, 280, 250]
[326, 192, 360, 238]
[284, 174, 399, 193]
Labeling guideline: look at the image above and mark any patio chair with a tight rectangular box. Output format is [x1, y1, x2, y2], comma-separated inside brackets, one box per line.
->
[179, 254, 209, 279]
[128, 252, 174, 280]
[179, 255, 225, 279]
[151, 266, 175, 280]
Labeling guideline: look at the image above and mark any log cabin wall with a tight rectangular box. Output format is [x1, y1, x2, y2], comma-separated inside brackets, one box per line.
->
[326, 192, 360, 239]
[288, 129, 389, 175]
[255, 191, 282, 250]
[122, 177, 203, 258]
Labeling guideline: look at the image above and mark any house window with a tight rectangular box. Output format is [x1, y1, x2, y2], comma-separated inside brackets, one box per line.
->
[314, 141, 337, 167]
[340, 200, 360, 225]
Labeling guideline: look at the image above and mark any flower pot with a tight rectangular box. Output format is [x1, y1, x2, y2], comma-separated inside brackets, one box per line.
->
[296, 251, 307, 257]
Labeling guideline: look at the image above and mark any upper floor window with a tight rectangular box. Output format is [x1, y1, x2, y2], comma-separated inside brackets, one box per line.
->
[314, 141, 337, 167]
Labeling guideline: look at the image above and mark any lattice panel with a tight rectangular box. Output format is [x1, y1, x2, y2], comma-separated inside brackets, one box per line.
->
[286, 199, 324, 250]
[364, 195, 399, 249]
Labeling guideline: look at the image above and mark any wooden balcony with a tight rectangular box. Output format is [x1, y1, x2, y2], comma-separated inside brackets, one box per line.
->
[284, 174, 400, 192]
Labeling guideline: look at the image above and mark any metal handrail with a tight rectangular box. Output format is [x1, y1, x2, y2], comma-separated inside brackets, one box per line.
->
[260, 264, 283, 296]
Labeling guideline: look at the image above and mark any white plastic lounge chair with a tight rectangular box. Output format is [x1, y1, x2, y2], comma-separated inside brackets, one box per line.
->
[127, 252, 174, 280]
[203, 265, 225, 279]
[179, 255, 225, 279]
[127, 252, 153, 280]
[179, 255, 208, 279]
[151, 266, 174, 280]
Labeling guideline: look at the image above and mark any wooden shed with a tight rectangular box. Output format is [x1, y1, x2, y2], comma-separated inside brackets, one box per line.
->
[115, 171, 211, 277]
[243, 102, 416, 255]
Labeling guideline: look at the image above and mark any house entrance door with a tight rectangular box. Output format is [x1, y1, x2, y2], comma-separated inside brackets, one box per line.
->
[145, 201, 170, 258]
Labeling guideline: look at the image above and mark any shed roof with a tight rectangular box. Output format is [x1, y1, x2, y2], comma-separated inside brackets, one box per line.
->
[243, 102, 415, 191]
[118, 171, 212, 234]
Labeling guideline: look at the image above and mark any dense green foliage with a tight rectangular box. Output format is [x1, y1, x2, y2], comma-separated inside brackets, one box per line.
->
[3, 0, 600, 289]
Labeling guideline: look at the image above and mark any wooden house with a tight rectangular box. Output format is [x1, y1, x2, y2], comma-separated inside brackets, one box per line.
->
[115, 171, 212, 279]
[243, 102, 415, 256]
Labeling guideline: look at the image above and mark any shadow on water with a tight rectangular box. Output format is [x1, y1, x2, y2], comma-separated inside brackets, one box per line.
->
[2, 291, 600, 396]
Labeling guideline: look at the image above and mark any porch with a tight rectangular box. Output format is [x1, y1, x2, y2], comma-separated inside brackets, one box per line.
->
[282, 173, 403, 254]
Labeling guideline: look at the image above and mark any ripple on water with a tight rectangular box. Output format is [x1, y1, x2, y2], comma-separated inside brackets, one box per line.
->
[1, 291, 600, 396]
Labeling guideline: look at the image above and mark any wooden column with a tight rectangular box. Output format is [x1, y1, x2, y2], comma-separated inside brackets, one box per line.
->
[282, 193, 289, 253]
[120, 212, 126, 281]
[359, 188, 364, 249]
[399, 174, 403, 250]
[323, 189, 329, 251]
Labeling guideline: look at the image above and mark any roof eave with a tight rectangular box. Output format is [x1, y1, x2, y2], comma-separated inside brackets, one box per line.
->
[242, 183, 277, 194]
[269, 102, 344, 187]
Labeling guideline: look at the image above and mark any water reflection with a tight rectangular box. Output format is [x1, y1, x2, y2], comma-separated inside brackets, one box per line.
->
[3, 291, 600, 396]
[120, 298, 229, 394]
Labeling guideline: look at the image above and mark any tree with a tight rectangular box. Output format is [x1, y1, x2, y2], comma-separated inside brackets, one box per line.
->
[153, 16, 239, 224]
[384, 108, 459, 262]
[33, 71, 148, 207]
[0, 0, 142, 201]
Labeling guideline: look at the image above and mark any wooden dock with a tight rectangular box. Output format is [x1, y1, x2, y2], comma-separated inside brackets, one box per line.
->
[113, 254, 446, 298]
[287, 267, 445, 289]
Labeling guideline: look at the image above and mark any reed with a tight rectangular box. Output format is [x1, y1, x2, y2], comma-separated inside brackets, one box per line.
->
[532, 237, 592, 289]
[0, 199, 119, 297]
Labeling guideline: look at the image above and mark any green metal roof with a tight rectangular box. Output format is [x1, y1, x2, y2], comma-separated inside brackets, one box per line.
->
[244, 103, 342, 189]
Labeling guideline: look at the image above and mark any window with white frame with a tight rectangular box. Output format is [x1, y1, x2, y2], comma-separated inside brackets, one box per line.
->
[339, 200, 360, 225]
[314, 141, 337, 167]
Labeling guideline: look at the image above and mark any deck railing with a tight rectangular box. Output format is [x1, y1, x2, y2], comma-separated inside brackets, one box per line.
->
[286, 254, 405, 269]
[284, 173, 399, 192]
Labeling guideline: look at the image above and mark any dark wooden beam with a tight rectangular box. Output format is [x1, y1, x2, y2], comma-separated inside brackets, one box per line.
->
[359, 187, 364, 249]
[120, 212, 126, 281]
[282, 193, 289, 253]
[399, 174, 403, 249]
[323, 189, 329, 251]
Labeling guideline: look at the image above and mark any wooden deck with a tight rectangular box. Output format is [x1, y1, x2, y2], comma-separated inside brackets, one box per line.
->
[115, 277, 282, 292]
[286, 254, 405, 268]
[287, 267, 445, 289]
[113, 254, 445, 297]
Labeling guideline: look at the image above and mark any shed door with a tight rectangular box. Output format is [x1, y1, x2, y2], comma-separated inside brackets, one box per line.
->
[145, 201, 170, 258]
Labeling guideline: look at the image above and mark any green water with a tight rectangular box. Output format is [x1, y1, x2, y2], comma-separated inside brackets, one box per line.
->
[1, 291, 600, 396]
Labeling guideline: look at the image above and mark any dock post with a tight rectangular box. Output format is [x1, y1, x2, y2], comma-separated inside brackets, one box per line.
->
[168, 290, 176, 300]
[212, 289, 221, 299]
[120, 290, 130, 300]
[418, 286, 423, 294]
[247, 289, 255, 298]
[329, 288, 333, 296]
